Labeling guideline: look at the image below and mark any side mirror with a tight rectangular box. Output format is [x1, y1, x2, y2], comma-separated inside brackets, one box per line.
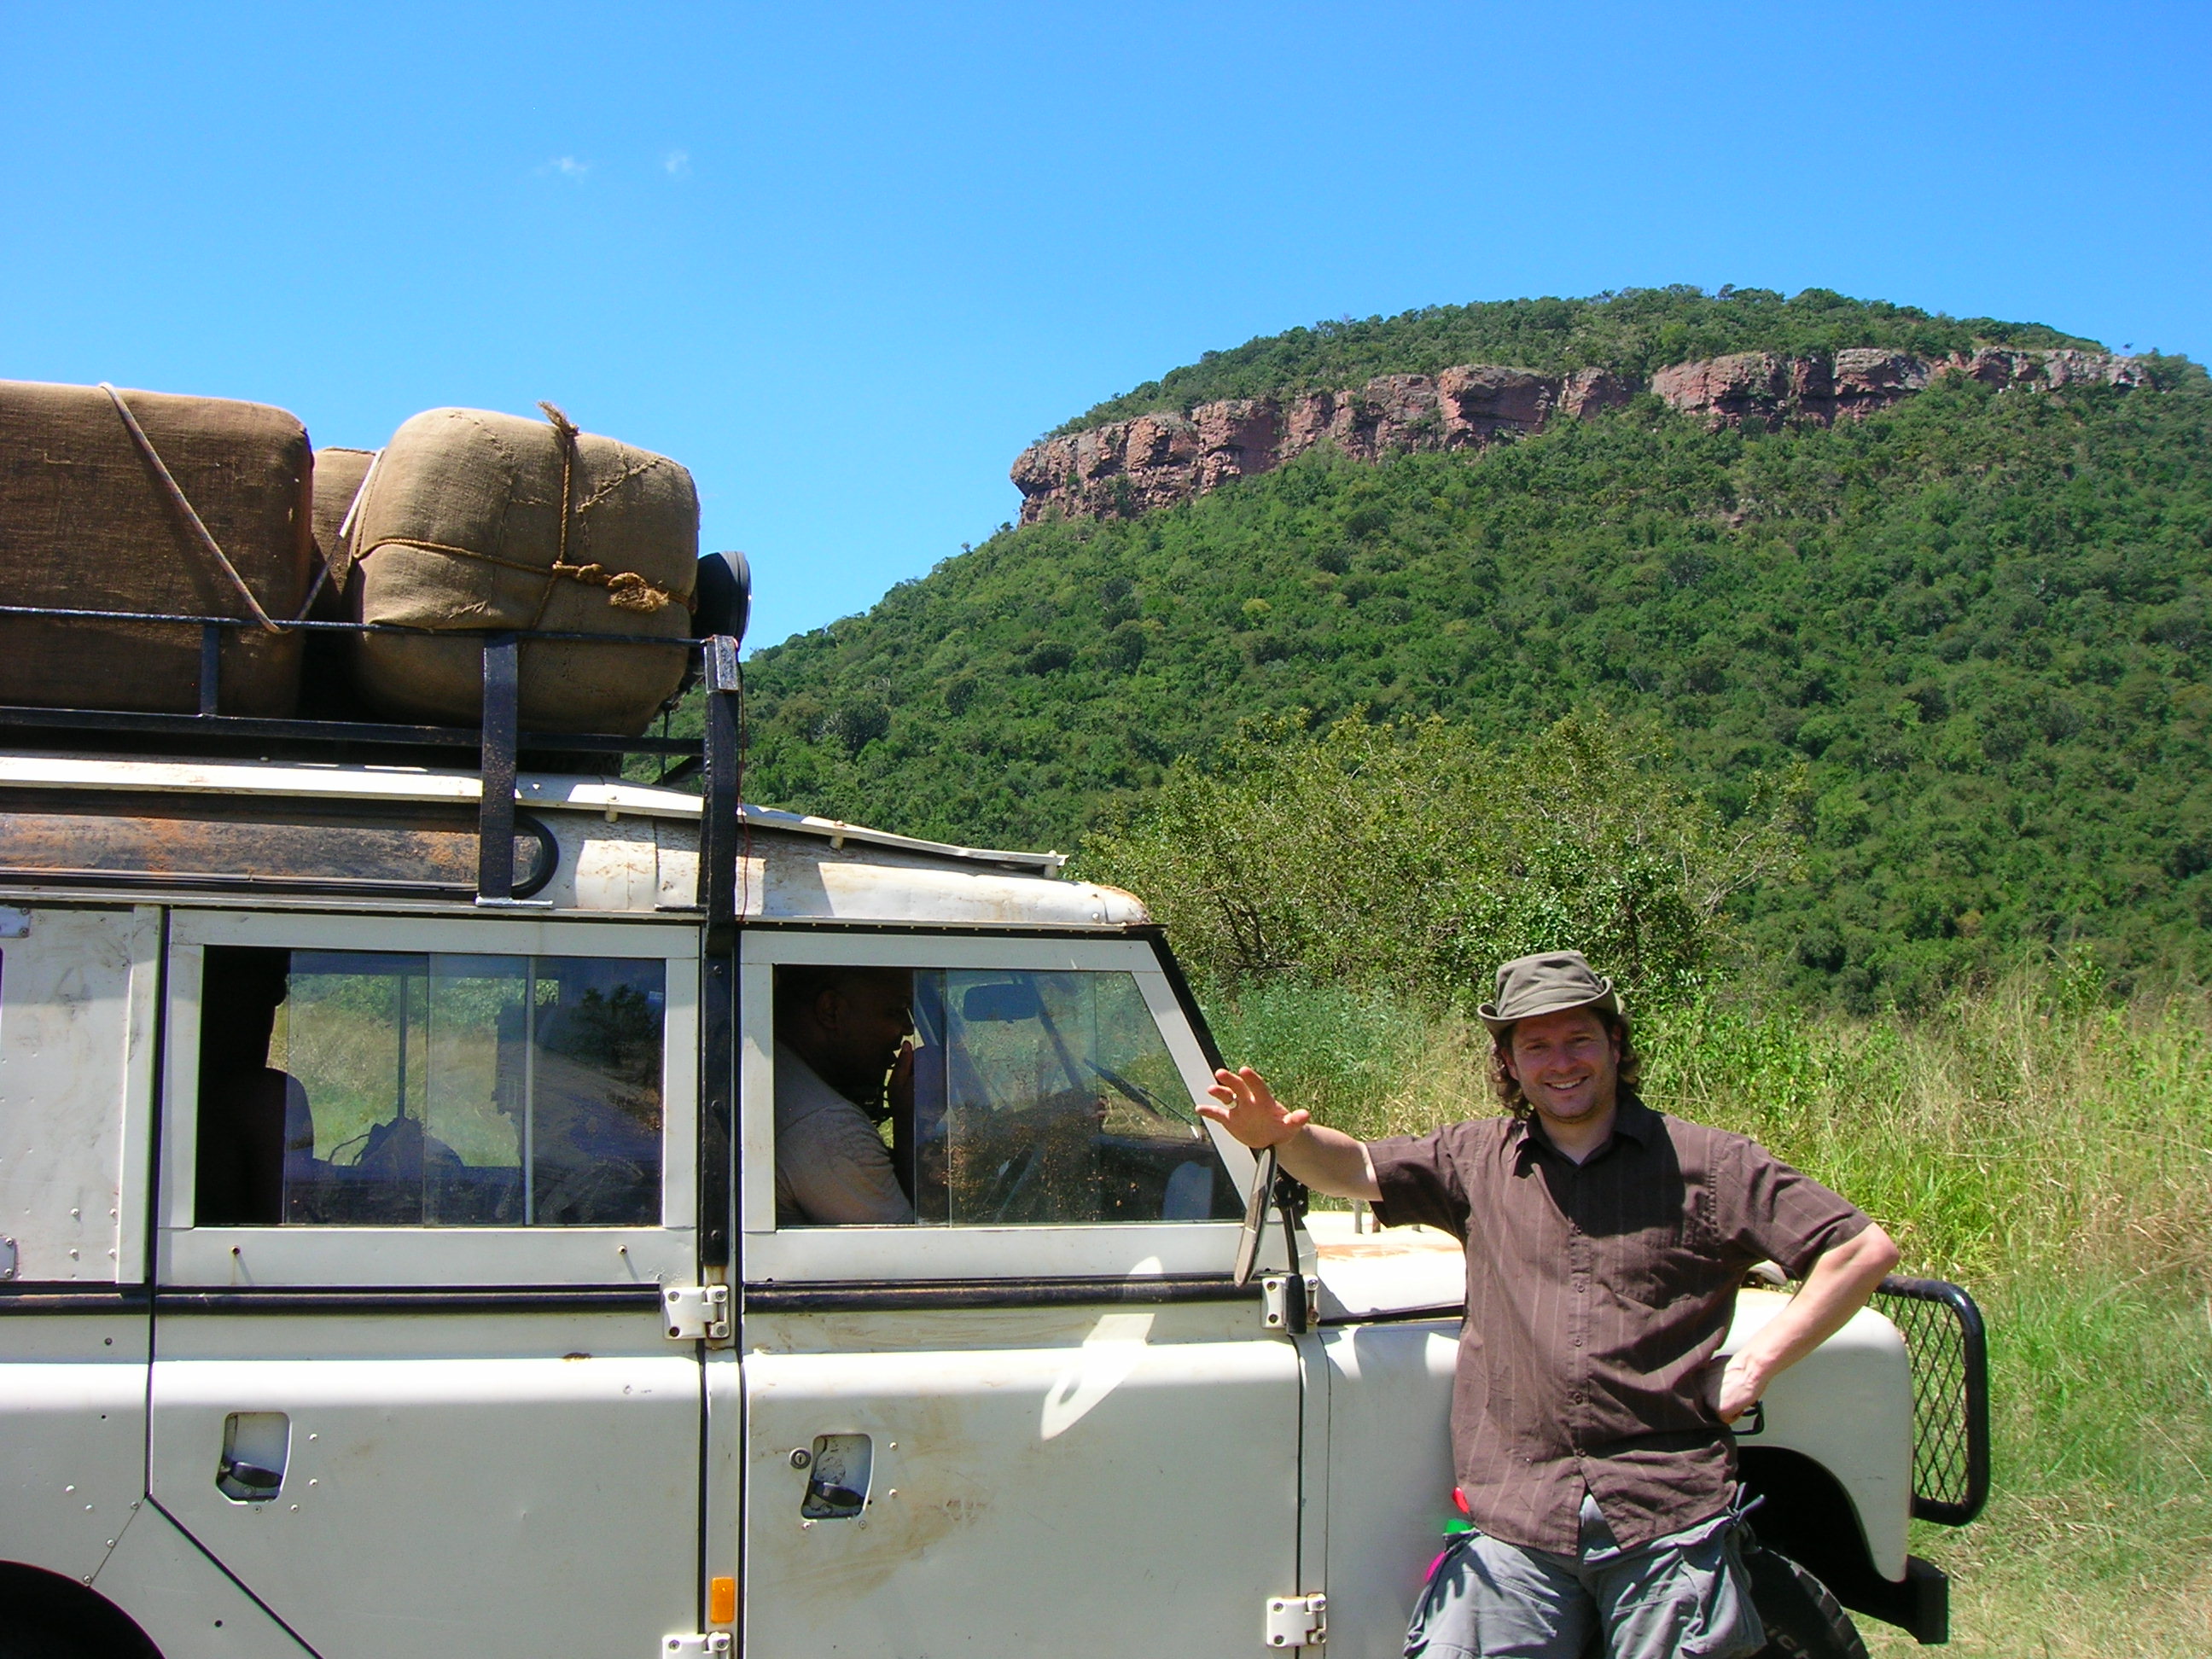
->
[962, 981, 1041, 1023]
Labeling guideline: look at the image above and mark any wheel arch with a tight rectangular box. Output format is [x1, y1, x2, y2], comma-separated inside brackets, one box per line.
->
[1738, 1447, 1948, 1644]
[0, 1562, 163, 1658]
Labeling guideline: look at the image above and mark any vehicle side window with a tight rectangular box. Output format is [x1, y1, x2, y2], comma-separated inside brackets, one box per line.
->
[773, 964, 1238, 1226]
[195, 946, 664, 1227]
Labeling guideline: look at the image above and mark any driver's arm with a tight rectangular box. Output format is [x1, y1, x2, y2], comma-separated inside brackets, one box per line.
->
[779, 1103, 917, 1225]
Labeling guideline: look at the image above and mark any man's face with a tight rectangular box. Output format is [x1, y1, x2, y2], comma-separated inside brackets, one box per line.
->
[1505, 1007, 1620, 1132]
[813, 973, 914, 1095]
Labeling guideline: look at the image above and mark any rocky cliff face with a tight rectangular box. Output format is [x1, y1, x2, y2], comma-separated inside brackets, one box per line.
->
[1013, 347, 2141, 524]
[1648, 346, 2141, 431]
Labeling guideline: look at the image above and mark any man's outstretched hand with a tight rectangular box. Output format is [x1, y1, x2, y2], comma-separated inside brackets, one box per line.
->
[1203, 1067, 1383, 1202]
[1201, 1066, 1311, 1149]
[1202, 1066, 1382, 1202]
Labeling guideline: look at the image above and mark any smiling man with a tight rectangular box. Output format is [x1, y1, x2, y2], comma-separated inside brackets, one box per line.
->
[1202, 950, 1898, 1659]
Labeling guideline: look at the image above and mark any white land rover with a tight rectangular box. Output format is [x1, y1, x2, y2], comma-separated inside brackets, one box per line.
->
[0, 631, 1983, 1659]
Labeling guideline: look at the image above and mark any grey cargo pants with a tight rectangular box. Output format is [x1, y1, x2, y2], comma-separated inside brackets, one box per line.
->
[1405, 1493, 1766, 1659]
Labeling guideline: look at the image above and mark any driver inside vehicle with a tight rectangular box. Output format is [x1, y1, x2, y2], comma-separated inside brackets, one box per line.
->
[773, 965, 918, 1225]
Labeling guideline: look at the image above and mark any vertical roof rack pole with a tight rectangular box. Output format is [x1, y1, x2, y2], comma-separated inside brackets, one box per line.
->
[696, 635, 742, 933]
[696, 633, 742, 1272]
[474, 632, 529, 907]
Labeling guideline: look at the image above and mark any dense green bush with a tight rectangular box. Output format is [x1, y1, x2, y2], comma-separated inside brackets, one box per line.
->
[1080, 709, 1800, 1010]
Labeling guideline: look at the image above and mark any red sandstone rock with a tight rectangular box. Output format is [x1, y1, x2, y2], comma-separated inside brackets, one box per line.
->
[1438, 365, 1557, 443]
[1652, 352, 1793, 428]
[1558, 368, 1632, 421]
[1831, 349, 1932, 415]
[1009, 348, 2143, 522]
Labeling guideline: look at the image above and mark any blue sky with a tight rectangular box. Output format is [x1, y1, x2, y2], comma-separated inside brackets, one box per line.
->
[3, 3, 2205, 650]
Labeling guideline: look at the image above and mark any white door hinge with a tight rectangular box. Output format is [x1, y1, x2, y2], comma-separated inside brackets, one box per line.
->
[661, 1635, 731, 1657]
[661, 1284, 731, 1342]
[1260, 1274, 1319, 1334]
[1265, 1592, 1327, 1647]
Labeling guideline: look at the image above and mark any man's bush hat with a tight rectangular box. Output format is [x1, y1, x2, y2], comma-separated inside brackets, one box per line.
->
[1479, 950, 1621, 1034]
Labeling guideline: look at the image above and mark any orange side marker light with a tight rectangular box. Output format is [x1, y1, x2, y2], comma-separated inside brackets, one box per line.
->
[708, 1575, 736, 1626]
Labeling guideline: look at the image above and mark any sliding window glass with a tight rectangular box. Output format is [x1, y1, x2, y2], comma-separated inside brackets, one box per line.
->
[195, 946, 664, 1227]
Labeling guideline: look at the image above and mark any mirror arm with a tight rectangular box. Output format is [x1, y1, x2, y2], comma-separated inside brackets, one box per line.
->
[1231, 1144, 1278, 1288]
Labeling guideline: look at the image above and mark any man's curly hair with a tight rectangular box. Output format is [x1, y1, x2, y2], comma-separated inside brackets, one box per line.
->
[1488, 1005, 1640, 1121]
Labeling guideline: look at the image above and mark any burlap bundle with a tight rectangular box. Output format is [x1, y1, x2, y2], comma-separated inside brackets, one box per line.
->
[308, 445, 377, 616]
[0, 380, 313, 714]
[350, 405, 698, 734]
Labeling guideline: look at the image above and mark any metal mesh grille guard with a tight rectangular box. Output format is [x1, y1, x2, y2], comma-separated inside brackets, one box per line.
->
[1871, 1275, 1990, 1525]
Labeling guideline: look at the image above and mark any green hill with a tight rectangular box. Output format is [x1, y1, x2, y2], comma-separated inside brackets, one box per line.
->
[742, 295, 2210, 1010]
[1054, 285, 2100, 434]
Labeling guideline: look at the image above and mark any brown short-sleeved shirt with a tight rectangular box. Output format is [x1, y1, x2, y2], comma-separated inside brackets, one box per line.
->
[1369, 1091, 1870, 1554]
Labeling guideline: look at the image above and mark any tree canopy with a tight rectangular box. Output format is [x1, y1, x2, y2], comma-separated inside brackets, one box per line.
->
[1080, 710, 1802, 1010]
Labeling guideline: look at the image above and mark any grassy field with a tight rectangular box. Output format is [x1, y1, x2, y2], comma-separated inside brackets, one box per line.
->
[1207, 972, 2212, 1658]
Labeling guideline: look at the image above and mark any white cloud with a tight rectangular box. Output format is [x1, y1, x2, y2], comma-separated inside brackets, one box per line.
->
[663, 149, 690, 177]
[538, 155, 591, 180]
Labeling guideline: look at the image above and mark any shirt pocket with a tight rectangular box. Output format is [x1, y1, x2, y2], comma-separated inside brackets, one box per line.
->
[1610, 1183, 1717, 1310]
[1612, 1222, 1712, 1309]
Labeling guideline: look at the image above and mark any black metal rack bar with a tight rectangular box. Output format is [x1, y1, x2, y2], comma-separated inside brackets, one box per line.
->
[0, 601, 725, 906]
[0, 703, 700, 754]
[0, 601, 709, 645]
[476, 634, 522, 903]
[696, 635, 742, 1273]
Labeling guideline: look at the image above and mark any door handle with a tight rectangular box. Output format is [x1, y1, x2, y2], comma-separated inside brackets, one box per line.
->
[219, 1458, 283, 1494]
[796, 1434, 871, 1520]
[218, 1412, 290, 1503]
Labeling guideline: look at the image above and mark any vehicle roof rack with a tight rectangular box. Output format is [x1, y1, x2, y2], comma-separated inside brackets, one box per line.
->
[0, 603, 742, 918]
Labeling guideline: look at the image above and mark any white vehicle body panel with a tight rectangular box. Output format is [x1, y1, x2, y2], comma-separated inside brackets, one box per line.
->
[0, 905, 160, 1591]
[0, 1315, 150, 1583]
[148, 1320, 699, 1659]
[0, 904, 159, 1281]
[1316, 1318, 1460, 1656]
[1726, 1291, 1914, 1577]
[92, 1503, 316, 1659]
[742, 1305, 1301, 1658]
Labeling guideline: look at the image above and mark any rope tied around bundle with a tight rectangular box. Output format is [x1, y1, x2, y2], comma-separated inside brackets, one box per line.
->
[527, 401, 678, 618]
[551, 559, 675, 613]
[358, 537, 678, 614]
[100, 382, 303, 633]
[527, 401, 581, 629]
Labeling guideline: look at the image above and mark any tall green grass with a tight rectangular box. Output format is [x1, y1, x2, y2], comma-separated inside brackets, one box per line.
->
[1206, 972, 2212, 1658]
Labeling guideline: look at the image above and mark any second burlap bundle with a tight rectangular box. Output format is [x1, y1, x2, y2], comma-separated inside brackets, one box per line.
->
[350, 405, 699, 734]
